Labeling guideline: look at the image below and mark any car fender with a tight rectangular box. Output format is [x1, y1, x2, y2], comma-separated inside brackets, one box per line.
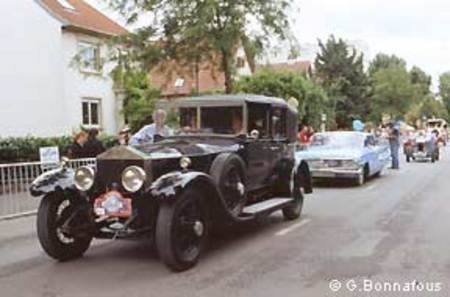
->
[29, 167, 76, 197]
[292, 158, 313, 194]
[148, 170, 241, 222]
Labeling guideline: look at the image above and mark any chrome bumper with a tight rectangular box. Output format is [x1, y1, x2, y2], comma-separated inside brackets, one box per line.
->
[310, 168, 362, 179]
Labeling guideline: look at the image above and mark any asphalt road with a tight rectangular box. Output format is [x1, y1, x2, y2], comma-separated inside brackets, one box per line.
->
[1, 149, 450, 297]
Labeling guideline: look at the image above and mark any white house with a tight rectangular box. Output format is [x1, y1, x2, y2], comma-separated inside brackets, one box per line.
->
[0, 0, 127, 137]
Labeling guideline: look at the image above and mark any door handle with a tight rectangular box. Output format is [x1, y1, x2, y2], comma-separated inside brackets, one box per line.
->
[269, 146, 279, 151]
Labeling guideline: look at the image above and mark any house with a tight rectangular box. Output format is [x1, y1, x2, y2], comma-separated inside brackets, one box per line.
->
[255, 61, 313, 78]
[0, 0, 127, 137]
[150, 47, 252, 98]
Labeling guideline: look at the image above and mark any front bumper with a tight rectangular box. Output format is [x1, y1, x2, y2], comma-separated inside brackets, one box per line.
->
[310, 168, 362, 179]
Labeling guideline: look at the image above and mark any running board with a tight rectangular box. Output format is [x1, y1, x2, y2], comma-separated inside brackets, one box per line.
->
[241, 198, 293, 217]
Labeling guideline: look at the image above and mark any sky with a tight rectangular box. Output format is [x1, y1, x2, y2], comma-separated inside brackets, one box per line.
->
[87, 0, 450, 90]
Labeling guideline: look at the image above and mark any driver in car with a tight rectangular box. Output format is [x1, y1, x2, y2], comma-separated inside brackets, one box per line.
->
[129, 109, 172, 145]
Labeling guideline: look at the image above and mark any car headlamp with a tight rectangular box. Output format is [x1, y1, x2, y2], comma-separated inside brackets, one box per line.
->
[341, 160, 360, 170]
[121, 166, 146, 192]
[74, 166, 95, 191]
[180, 156, 192, 169]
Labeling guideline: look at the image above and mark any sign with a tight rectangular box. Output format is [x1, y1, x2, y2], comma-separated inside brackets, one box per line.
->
[39, 146, 60, 165]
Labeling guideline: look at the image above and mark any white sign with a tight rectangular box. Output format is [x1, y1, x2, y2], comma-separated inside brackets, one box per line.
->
[39, 146, 60, 164]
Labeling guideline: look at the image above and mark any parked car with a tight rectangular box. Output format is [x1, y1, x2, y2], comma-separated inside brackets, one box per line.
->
[427, 118, 448, 146]
[404, 131, 439, 162]
[296, 131, 390, 185]
[30, 95, 312, 271]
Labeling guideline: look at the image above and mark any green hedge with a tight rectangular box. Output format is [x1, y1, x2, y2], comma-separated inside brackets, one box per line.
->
[0, 135, 117, 164]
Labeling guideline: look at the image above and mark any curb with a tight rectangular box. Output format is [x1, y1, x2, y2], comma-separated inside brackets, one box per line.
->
[0, 210, 37, 222]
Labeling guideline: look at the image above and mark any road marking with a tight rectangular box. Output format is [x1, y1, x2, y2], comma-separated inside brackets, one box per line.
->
[275, 218, 311, 236]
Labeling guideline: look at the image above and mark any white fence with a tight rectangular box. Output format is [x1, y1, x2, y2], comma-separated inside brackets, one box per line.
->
[0, 158, 96, 195]
[0, 158, 96, 219]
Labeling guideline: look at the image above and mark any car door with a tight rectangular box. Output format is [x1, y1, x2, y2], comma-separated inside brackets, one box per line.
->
[268, 106, 288, 176]
[363, 135, 381, 175]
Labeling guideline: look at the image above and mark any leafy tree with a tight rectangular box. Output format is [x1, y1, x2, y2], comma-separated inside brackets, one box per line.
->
[370, 66, 418, 121]
[405, 96, 449, 125]
[109, 0, 295, 93]
[235, 70, 330, 128]
[368, 53, 406, 77]
[409, 66, 432, 97]
[113, 70, 161, 132]
[439, 72, 450, 115]
[314, 35, 370, 128]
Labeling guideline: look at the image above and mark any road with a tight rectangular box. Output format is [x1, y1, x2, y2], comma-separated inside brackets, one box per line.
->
[1, 149, 450, 297]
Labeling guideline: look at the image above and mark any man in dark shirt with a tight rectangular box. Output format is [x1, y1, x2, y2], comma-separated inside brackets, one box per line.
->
[83, 128, 105, 158]
[388, 122, 400, 169]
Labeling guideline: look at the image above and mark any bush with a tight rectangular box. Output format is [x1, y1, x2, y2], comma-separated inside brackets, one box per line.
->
[0, 135, 117, 164]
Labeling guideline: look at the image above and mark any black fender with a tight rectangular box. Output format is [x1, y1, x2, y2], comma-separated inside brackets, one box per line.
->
[148, 171, 245, 223]
[29, 167, 76, 197]
[292, 160, 313, 194]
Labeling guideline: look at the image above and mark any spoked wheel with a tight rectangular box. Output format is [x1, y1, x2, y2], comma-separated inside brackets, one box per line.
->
[37, 192, 92, 261]
[210, 154, 247, 217]
[156, 187, 210, 271]
[282, 170, 304, 221]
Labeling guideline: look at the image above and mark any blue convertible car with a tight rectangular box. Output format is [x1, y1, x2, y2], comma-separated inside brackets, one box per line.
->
[296, 131, 391, 185]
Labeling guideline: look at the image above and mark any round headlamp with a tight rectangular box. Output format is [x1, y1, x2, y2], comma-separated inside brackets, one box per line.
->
[179, 156, 192, 169]
[74, 166, 95, 191]
[121, 166, 146, 192]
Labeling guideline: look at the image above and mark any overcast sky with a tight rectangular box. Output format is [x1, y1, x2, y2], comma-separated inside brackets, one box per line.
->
[88, 0, 450, 89]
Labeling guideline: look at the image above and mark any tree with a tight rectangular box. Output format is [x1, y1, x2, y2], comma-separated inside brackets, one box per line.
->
[368, 53, 406, 77]
[370, 66, 417, 121]
[439, 72, 450, 115]
[409, 66, 432, 97]
[109, 0, 295, 93]
[235, 70, 330, 128]
[314, 36, 370, 128]
[113, 70, 161, 132]
[405, 96, 449, 125]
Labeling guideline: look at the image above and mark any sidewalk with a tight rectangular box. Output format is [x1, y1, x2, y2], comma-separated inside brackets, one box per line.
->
[0, 192, 38, 219]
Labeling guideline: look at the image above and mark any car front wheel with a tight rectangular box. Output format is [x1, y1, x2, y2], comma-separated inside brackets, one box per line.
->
[37, 192, 92, 261]
[155, 187, 210, 271]
[282, 170, 304, 220]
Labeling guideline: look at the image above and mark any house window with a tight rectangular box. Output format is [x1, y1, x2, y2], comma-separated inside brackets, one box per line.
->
[78, 42, 101, 73]
[57, 0, 76, 11]
[82, 98, 101, 127]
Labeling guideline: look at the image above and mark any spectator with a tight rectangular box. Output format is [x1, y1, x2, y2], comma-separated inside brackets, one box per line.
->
[118, 125, 131, 145]
[387, 122, 400, 169]
[129, 109, 172, 145]
[83, 128, 105, 157]
[67, 131, 88, 159]
[298, 125, 310, 145]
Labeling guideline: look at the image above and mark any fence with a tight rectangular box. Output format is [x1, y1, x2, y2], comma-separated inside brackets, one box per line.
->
[0, 158, 96, 219]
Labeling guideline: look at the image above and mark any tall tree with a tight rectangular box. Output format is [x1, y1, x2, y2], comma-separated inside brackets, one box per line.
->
[410, 66, 432, 97]
[235, 70, 330, 128]
[109, 0, 295, 93]
[371, 66, 417, 121]
[368, 53, 406, 77]
[439, 72, 450, 115]
[314, 36, 370, 128]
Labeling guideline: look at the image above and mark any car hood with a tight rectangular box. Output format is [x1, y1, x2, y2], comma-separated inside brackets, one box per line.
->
[296, 146, 363, 161]
[98, 136, 241, 160]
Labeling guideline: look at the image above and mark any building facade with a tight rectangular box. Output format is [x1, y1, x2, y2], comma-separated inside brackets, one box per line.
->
[0, 0, 126, 137]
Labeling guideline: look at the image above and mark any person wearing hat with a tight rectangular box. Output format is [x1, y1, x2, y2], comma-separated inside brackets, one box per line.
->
[118, 125, 131, 145]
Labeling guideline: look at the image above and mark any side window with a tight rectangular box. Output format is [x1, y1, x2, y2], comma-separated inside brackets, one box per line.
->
[248, 103, 269, 138]
[271, 107, 287, 139]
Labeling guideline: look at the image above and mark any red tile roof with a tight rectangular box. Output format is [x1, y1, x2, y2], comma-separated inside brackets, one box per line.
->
[256, 61, 312, 74]
[39, 0, 127, 36]
[150, 61, 225, 97]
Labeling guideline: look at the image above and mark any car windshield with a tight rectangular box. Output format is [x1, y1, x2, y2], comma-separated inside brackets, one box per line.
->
[177, 106, 244, 135]
[310, 132, 365, 148]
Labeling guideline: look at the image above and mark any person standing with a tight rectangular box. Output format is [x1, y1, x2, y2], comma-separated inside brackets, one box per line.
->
[129, 109, 172, 145]
[388, 122, 400, 169]
[83, 128, 106, 157]
[67, 131, 88, 159]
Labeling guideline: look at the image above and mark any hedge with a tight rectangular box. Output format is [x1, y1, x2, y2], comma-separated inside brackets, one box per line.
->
[0, 135, 117, 164]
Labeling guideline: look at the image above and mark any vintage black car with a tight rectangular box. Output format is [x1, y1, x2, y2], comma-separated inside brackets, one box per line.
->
[30, 95, 312, 271]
